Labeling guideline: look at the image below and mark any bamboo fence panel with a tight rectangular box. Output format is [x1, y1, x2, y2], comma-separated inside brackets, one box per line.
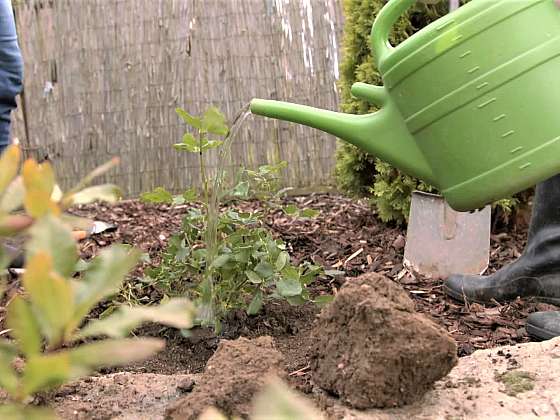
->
[12, 0, 343, 196]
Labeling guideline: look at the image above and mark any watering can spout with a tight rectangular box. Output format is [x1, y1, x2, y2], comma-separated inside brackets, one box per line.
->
[250, 83, 437, 187]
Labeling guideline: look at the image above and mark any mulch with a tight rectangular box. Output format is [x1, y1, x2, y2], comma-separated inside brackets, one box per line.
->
[64, 193, 556, 357]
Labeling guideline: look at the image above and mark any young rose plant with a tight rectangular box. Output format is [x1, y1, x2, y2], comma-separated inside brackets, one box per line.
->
[142, 107, 326, 332]
[0, 146, 194, 418]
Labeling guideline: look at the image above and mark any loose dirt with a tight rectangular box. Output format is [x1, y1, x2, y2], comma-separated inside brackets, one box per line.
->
[166, 336, 285, 419]
[48, 337, 560, 419]
[310, 273, 457, 408]
[2, 193, 558, 418]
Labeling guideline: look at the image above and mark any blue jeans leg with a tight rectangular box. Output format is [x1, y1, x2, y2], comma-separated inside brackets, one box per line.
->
[0, 0, 23, 154]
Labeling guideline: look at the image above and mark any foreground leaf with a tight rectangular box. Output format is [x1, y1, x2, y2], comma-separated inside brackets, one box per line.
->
[72, 245, 141, 326]
[22, 253, 74, 347]
[0, 404, 57, 420]
[0, 145, 21, 195]
[24, 190, 59, 218]
[77, 298, 194, 339]
[0, 340, 18, 395]
[22, 160, 55, 197]
[69, 184, 122, 205]
[69, 338, 164, 370]
[65, 157, 120, 197]
[0, 214, 33, 236]
[22, 352, 71, 396]
[252, 378, 324, 420]
[0, 176, 25, 212]
[6, 296, 42, 356]
[27, 215, 77, 278]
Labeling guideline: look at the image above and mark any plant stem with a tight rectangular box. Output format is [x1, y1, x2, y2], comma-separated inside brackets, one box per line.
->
[199, 131, 209, 206]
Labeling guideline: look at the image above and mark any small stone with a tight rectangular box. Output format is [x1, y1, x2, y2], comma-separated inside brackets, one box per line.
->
[176, 378, 195, 393]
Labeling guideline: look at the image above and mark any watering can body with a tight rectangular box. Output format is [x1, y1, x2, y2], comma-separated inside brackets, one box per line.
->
[251, 0, 560, 211]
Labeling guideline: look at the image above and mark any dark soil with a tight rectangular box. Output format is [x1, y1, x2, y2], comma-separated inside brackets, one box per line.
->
[166, 336, 285, 419]
[1, 193, 556, 413]
[310, 273, 457, 409]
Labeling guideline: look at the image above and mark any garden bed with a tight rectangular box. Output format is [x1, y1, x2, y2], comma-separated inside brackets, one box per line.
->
[2, 193, 556, 418]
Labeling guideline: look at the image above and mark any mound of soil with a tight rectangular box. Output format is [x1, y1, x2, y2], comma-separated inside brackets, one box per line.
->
[166, 336, 285, 419]
[310, 273, 457, 409]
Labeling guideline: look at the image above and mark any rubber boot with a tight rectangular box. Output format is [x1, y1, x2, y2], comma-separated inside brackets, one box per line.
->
[444, 174, 560, 305]
[526, 311, 560, 340]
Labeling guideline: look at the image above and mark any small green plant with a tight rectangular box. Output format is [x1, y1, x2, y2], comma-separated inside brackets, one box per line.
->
[0, 146, 194, 417]
[142, 107, 325, 331]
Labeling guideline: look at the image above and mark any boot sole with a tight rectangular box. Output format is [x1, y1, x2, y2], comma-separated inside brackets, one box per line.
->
[526, 321, 558, 341]
[444, 285, 560, 306]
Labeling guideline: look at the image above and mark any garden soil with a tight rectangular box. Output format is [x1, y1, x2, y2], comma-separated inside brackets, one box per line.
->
[166, 336, 285, 419]
[48, 337, 560, 419]
[2, 193, 560, 417]
[310, 273, 457, 408]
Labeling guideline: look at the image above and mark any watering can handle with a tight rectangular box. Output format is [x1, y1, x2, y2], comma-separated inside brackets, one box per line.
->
[370, 0, 416, 66]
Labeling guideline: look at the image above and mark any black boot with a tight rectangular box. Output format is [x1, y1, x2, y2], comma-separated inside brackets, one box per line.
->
[444, 174, 560, 305]
[526, 311, 560, 340]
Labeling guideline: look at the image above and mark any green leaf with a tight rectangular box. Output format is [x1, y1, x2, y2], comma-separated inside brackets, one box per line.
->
[232, 181, 249, 198]
[76, 299, 194, 339]
[0, 176, 25, 212]
[276, 277, 302, 297]
[27, 215, 78, 278]
[282, 204, 299, 216]
[174, 132, 199, 153]
[69, 338, 164, 370]
[254, 261, 274, 279]
[200, 139, 224, 151]
[176, 108, 202, 129]
[0, 340, 18, 395]
[72, 245, 141, 328]
[314, 295, 334, 307]
[6, 296, 42, 356]
[70, 184, 122, 205]
[22, 159, 55, 197]
[300, 208, 320, 218]
[245, 270, 262, 284]
[140, 187, 173, 204]
[182, 188, 198, 202]
[247, 290, 263, 315]
[286, 295, 307, 305]
[202, 107, 228, 136]
[22, 353, 72, 396]
[211, 253, 231, 269]
[275, 252, 290, 271]
[22, 253, 74, 347]
[65, 157, 120, 196]
[0, 145, 20, 195]
[0, 404, 57, 420]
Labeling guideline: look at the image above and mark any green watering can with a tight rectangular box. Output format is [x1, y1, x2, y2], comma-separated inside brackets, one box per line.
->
[250, 0, 560, 211]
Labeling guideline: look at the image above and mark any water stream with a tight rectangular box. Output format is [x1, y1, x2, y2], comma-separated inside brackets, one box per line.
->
[199, 104, 251, 328]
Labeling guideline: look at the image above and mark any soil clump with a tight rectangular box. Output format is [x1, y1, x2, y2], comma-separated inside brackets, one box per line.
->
[310, 273, 457, 408]
[166, 336, 285, 419]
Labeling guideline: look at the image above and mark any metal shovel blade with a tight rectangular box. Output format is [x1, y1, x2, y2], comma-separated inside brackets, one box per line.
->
[403, 191, 491, 279]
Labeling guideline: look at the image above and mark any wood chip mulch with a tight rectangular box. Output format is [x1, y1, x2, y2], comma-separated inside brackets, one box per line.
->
[3, 193, 556, 357]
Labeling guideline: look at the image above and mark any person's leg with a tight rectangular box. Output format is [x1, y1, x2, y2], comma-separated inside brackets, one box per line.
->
[445, 175, 560, 340]
[0, 0, 23, 154]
